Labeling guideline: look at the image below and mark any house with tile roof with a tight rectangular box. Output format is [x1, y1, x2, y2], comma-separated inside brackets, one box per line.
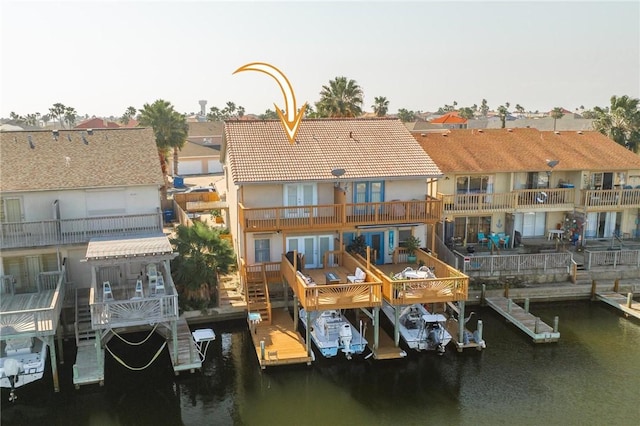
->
[413, 128, 640, 247]
[75, 117, 121, 129]
[168, 121, 224, 175]
[0, 128, 191, 390]
[429, 112, 468, 129]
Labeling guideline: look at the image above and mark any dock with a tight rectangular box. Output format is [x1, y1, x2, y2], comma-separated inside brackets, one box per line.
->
[250, 309, 313, 369]
[158, 318, 203, 374]
[358, 313, 407, 360]
[595, 292, 640, 320]
[445, 302, 486, 352]
[73, 341, 104, 389]
[485, 297, 560, 343]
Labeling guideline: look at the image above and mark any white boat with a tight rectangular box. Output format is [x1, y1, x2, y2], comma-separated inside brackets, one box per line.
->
[1, 336, 48, 401]
[299, 309, 367, 359]
[381, 301, 452, 354]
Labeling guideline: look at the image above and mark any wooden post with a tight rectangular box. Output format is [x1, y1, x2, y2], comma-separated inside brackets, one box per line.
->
[260, 340, 265, 360]
[507, 299, 512, 313]
[394, 306, 400, 347]
[373, 306, 380, 350]
[477, 320, 483, 344]
[458, 300, 465, 346]
[591, 280, 597, 300]
[48, 336, 60, 392]
[627, 293, 633, 308]
[524, 298, 530, 313]
[293, 295, 299, 330]
[481, 284, 486, 306]
[553, 316, 559, 333]
[504, 283, 510, 299]
[614, 279, 620, 293]
[56, 324, 64, 365]
[306, 310, 312, 356]
[535, 317, 540, 334]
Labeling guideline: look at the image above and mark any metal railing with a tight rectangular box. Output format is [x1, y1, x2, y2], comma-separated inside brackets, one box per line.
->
[584, 249, 640, 270]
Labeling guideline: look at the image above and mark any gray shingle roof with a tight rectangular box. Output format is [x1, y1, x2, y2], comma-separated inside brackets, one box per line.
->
[0, 128, 164, 192]
[225, 118, 442, 184]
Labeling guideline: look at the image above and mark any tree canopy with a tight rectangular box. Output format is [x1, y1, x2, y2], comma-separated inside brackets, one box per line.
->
[315, 76, 364, 118]
[372, 96, 389, 117]
[593, 95, 640, 153]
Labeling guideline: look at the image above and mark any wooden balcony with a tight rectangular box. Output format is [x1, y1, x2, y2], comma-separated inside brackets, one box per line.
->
[279, 250, 382, 311]
[89, 271, 178, 329]
[0, 213, 162, 249]
[366, 249, 468, 306]
[441, 188, 575, 214]
[0, 267, 66, 339]
[578, 188, 640, 211]
[240, 199, 442, 232]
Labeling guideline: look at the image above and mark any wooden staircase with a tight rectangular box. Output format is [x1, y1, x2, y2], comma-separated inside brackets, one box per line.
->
[245, 268, 272, 325]
[74, 288, 96, 347]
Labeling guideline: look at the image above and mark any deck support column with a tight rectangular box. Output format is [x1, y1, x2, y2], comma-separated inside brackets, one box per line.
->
[56, 324, 64, 365]
[394, 306, 400, 347]
[373, 306, 380, 350]
[293, 295, 299, 330]
[172, 320, 179, 367]
[47, 335, 60, 392]
[458, 300, 465, 347]
[96, 331, 103, 370]
[305, 310, 311, 356]
[627, 293, 633, 308]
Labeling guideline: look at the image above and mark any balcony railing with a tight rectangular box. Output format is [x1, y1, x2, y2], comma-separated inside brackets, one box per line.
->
[441, 188, 575, 213]
[240, 199, 442, 232]
[0, 213, 162, 249]
[579, 189, 640, 210]
[0, 267, 66, 338]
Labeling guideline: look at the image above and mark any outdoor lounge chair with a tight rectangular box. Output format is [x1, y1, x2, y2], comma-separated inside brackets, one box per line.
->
[347, 267, 366, 283]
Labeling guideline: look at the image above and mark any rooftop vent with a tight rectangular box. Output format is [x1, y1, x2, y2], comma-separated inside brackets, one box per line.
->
[52, 130, 59, 140]
[554, 131, 560, 135]
[577, 131, 583, 135]
[82, 135, 89, 145]
[507, 128, 513, 132]
[28, 135, 35, 149]
[478, 129, 484, 133]
[67, 134, 72, 141]
[420, 133, 426, 137]
[87, 129, 94, 135]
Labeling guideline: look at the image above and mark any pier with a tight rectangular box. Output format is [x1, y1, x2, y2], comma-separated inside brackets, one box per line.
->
[595, 292, 640, 320]
[359, 313, 407, 360]
[73, 341, 104, 388]
[157, 318, 203, 374]
[249, 309, 312, 369]
[485, 296, 560, 343]
[445, 302, 486, 352]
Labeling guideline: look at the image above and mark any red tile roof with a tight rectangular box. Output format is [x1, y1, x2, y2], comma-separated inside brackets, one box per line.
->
[224, 118, 442, 184]
[75, 117, 120, 129]
[412, 128, 640, 173]
[430, 112, 467, 124]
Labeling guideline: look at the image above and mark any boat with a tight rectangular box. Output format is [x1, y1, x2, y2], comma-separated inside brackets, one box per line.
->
[381, 301, 452, 354]
[1, 336, 48, 402]
[299, 309, 367, 359]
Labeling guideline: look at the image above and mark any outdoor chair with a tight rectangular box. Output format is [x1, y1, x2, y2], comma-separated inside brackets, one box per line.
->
[501, 236, 510, 248]
[477, 232, 488, 247]
[103, 281, 113, 301]
[347, 267, 366, 283]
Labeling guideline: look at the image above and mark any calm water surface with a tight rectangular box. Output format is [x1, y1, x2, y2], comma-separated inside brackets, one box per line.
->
[2, 301, 639, 425]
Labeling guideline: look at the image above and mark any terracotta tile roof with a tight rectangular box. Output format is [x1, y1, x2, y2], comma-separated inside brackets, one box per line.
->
[430, 112, 467, 124]
[75, 117, 121, 129]
[413, 128, 640, 173]
[188, 121, 224, 137]
[0, 128, 164, 192]
[224, 118, 442, 184]
[85, 234, 173, 260]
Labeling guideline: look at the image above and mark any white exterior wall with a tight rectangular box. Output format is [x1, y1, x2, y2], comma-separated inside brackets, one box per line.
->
[14, 186, 160, 222]
[382, 179, 426, 201]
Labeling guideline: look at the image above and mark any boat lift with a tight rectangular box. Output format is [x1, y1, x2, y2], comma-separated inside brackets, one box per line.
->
[191, 328, 216, 362]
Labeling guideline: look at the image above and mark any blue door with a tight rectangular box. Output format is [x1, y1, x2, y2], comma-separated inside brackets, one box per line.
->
[362, 232, 385, 264]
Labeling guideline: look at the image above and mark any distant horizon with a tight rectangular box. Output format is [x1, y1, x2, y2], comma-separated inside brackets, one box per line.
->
[2, 1, 638, 119]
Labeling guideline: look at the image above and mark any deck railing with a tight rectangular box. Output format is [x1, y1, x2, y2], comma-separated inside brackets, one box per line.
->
[280, 251, 382, 311]
[460, 252, 572, 277]
[90, 289, 178, 329]
[584, 249, 640, 270]
[580, 189, 640, 210]
[0, 213, 162, 249]
[240, 199, 442, 232]
[0, 267, 66, 338]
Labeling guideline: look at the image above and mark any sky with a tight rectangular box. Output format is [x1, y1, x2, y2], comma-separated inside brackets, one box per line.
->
[1, 0, 639, 118]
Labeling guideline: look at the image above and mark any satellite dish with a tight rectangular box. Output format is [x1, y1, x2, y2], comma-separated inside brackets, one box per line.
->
[331, 168, 345, 178]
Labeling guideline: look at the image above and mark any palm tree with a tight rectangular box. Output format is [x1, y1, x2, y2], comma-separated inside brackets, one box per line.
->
[593, 95, 640, 152]
[49, 103, 66, 128]
[64, 107, 77, 128]
[316, 76, 364, 118]
[515, 104, 525, 115]
[138, 99, 189, 196]
[397, 108, 416, 122]
[122, 106, 137, 124]
[170, 222, 235, 307]
[372, 96, 389, 117]
[550, 107, 565, 131]
[480, 99, 489, 118]
[497, 105, 508, 128]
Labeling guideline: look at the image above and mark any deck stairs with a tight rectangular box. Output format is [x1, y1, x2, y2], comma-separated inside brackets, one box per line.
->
[245, 270, 272, 325]
[74, 288, 97, 346]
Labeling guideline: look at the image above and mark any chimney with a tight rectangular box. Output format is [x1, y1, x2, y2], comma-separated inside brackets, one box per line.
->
[198, 100, 207, 116]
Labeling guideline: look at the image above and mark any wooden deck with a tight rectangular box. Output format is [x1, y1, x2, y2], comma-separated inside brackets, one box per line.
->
[249, 309, 312, 369]
[73, 341, 104, 388]
[358, 312, 407, 360]
[595, 292, 640, 320]
[0, 290, 56, 334]
[161, 318, 202, 374]
[485, 297, 560, 343]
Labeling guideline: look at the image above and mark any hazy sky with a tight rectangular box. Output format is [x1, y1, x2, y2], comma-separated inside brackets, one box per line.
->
[1, 0, 639, 118]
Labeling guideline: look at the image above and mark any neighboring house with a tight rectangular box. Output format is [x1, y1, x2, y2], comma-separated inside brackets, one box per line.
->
[413, 128, 640, 245]
[429, 112, 468, 129]
[0, 127, 185, 389]
[74, 117, 121, 129]
[168, 121, 224, 175]
[468, 116, 594, 131]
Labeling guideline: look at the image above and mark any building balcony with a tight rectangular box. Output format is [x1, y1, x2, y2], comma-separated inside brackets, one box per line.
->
[239, 198, 442, 232]
[441, 188, 576, 214]
[578, 188, 640, 211]
[0, 213, 162, 250]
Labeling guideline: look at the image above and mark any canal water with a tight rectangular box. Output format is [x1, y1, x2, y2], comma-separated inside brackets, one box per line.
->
[2, 300, 639, 425]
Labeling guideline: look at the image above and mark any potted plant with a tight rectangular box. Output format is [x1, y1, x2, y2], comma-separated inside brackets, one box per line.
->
[405, 235, 421, 263]
[211, 209, 224, 224]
